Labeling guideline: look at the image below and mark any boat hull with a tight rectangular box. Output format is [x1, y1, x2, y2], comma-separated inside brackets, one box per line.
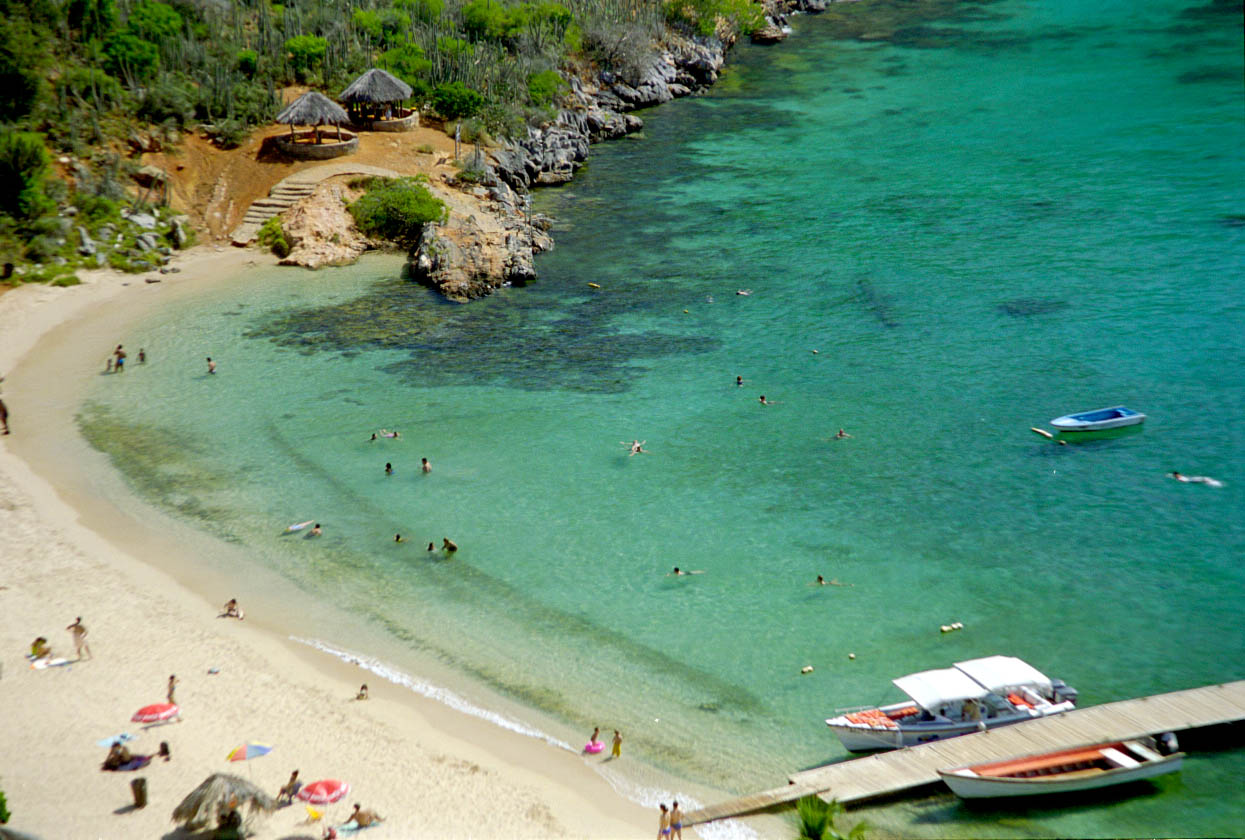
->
[1049, 406, 1145, 431]
[940, 753, 1182, 798]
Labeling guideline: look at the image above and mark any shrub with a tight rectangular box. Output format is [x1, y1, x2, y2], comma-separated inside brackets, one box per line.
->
[137, 74, 197, 125]
[55, 67, 124, 109]
[0, 131, 53, 219]
[348, 177, 445, 249]
[664, 0, 764, 37]
[207, 118, 248, 149]
[256, 215, 289, 257]
[395, 0, 443, 24]
[0, 16, 48, 122]
[285, 34, 327, 81]
[67, 0, 119, 41]
[236, 49, 258, 77]
[0, 786, 9, 822]
[526, 69, 564, 107]
[431, 82, 483, 121]
[795, 796, 866, 840]
[104, 32, 160, 80]
[126, 1, 183, 41]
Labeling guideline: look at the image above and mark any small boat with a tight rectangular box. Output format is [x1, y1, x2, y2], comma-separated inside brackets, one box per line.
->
[938, 736, 1183, 799]
[282, 520, 314, 534]
[825, 656, 1078, 752]
[1049, 406, 1145, 431]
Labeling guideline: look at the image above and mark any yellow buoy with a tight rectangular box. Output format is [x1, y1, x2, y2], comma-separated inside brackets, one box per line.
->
[587, 282, 601, 289]
[1030, 427, 1054, 439]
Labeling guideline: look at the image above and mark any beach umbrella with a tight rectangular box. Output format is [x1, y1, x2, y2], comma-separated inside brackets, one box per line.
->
[297, 779, 350, 805]
[226, 742, 274, 762]
[131, 702, 179, 723]
[172, 772, 276, 831]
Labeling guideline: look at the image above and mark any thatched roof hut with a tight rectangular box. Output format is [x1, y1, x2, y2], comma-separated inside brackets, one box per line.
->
[339, 68, 412, 104]
[172, 773, 276, 831]
[276, 90, 349, 143]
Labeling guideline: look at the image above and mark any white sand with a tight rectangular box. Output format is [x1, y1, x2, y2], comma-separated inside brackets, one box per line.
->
[0, 250, 658, 839]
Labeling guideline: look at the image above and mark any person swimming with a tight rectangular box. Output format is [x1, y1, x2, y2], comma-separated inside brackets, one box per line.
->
[627, 440, 649, 456]
[385, 462, 393, 475]
[394, 534, 405, 543]
[736, 375, 743, 387]
[835, 428, 851, 439]
[1167, 471, 1224, 487]
[669, 567, 705, 576]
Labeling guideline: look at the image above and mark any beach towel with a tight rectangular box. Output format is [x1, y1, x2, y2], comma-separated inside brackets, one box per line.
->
[30, 656, 70, 669]
[96, 733, 136, 748]
[105, 755, 151, 772]
[337, 823, 383, 833]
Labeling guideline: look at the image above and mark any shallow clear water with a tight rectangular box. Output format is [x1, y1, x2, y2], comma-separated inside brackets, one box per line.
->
[80, 0, 1244, 835]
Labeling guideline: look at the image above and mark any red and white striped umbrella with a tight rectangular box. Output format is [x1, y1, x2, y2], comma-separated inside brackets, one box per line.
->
[297, 779, 350, 805]
[131, 702, 180, 723]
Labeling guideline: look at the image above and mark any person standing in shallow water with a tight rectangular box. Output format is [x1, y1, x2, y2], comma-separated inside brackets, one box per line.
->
[657, 803, 670, 839]
[206, 357, 216, 374]
[384, 462, 393, 475]
[611, 729, 622, 758]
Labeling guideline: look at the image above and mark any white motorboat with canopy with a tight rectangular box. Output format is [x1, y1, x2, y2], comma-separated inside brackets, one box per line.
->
[825, 656, 1078, 752]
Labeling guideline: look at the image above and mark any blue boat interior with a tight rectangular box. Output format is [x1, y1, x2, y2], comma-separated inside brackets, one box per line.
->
[1076, 407, 1134, 421]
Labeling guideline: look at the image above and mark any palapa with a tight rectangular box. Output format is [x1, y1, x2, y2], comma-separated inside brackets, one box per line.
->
[172, 772, 276, 830]
[276, 91, 349, 143]
[339, 68, 413, 104]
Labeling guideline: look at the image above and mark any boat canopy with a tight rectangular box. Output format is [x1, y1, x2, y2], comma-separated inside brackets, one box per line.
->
[955, 656, 1052, 695]
[893, 668, 989, 709]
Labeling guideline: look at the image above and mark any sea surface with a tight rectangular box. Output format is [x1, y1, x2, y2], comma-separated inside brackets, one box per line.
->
[77, 0, 1244, 835]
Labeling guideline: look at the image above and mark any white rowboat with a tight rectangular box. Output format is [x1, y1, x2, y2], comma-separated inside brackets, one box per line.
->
[1049, 406, 1145, 431]
[938, 737, 1182, 798]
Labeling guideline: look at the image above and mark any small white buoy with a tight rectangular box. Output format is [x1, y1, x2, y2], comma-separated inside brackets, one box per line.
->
[801, 665, 814, 674]
[952, 622, 964, 630]
[811, 349, 819, 354]
[683, 309, 689, 313]
[940, 625, 952, 633]
[848, 653, 856, 660]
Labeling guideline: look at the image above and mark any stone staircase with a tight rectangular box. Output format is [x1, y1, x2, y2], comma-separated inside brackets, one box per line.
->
[230, 178, 318, 245]
[229, 164, 402, 246]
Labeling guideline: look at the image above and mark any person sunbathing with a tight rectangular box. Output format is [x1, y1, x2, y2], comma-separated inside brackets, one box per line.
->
[102, 742, 135, 770]
[347, 803, 384, 827]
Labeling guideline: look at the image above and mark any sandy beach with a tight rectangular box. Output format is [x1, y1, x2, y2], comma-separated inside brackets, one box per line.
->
[0, 250, 657, 839]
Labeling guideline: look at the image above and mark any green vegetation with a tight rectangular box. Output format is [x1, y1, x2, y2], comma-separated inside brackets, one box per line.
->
[256, 215, 291, 258]
[0, 0, 773, 281]
[794, 797, 867, 840]
[0, 787, 10, 823]
[348, 177, 446, 249]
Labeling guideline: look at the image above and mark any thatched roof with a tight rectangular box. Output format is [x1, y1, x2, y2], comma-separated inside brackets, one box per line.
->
[172, 773, 276, 830]
[339, 68, 413, 104]
[276, 91, 349, 127]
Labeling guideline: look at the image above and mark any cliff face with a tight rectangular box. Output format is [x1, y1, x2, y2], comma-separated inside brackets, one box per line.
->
[407, 32, 732, 299]
[279, 181, 376, 269]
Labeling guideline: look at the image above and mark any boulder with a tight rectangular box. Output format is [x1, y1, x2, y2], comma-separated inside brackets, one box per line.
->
[134, 165, 168, 188]
[127, 212, 158, 230]
[135, 233, 159, 251]
[77, 226, 96, 256]
[171, 219, 189, 249]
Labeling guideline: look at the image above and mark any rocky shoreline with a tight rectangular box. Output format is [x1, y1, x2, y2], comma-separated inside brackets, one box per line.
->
[408, 3, 826, 301]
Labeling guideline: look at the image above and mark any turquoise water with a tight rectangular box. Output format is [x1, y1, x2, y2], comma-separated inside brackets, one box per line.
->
[79, 0, 1244, 835]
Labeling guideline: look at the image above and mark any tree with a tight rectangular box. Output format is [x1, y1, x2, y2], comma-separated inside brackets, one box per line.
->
[66, 0, 118, 41]
[0, 17, 46, 122]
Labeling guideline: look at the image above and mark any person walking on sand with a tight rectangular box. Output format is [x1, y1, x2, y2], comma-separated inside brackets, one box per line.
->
[356, 684, 369, 700]
[658, 803, 670, 839]
[167, 674, 179, 703]
[66, 616, 91, 660]
[206, 357, 216, 374]
[670, 801, 684, 840]
[611, 729, 622, 758]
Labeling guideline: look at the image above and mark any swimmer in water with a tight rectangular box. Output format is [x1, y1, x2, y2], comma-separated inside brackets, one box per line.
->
[427, 542, 435, 552]
[442, 538, 458, 553]
[626, 440, 649, 456]
[736, 375, 743, 387]
[421, 457, 431, 473]
[812, 575, 853, 587]
[370, 433, 377, 441]
[394, 534, 405, 543]
[759, 395, 775, 405]
[1167, 471, 1224, 488]
[835, 428, 851, 439]
[736, 289, 752, 296]
[385, 462, 393, 475]
[310, 523, 322, 537]
[669, 567, 705, 576]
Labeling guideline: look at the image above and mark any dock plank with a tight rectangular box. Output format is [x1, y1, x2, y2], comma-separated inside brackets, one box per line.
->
[684, 681, 1245, 826]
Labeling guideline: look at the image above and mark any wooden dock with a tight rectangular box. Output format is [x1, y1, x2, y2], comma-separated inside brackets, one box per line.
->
[685, 680, 1245, 826]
